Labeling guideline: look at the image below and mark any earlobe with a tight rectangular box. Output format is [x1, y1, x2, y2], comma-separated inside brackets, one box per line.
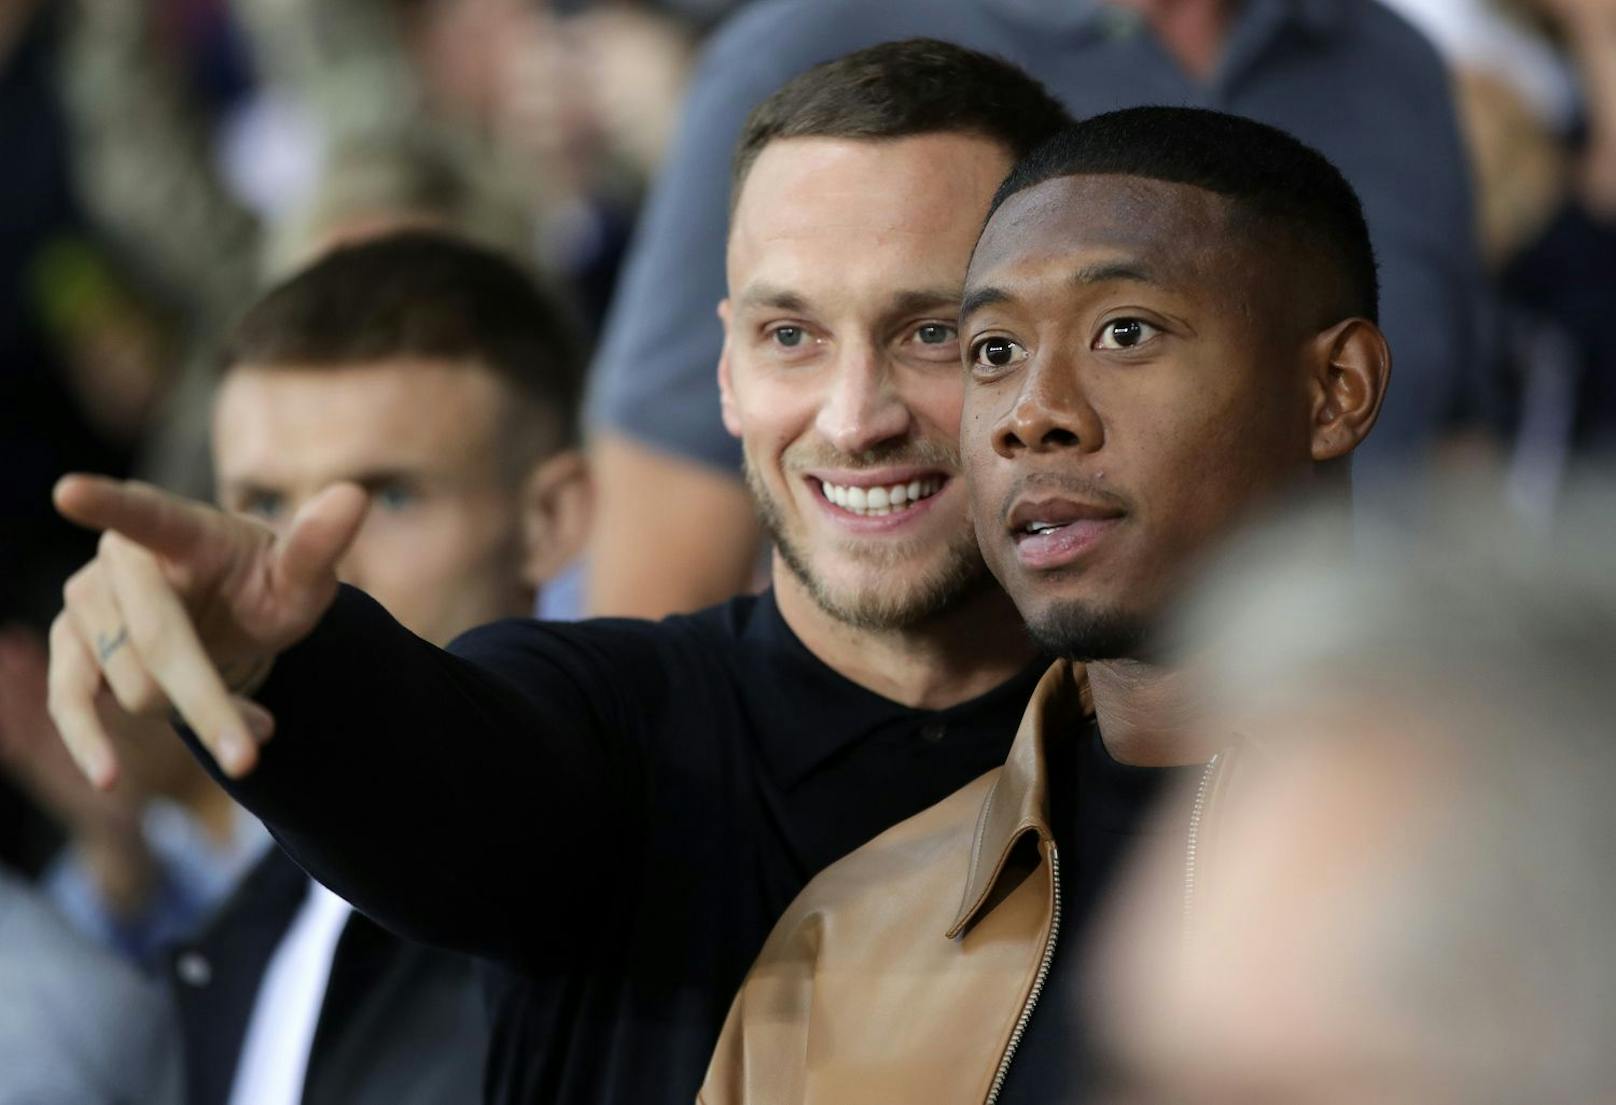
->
[519, 449, 593, 590]
[1309, 319, 1391, 463]
[716, 298, 742, 438]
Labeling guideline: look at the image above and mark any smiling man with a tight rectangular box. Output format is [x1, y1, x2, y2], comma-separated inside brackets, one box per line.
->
[699, 107, 1391, 1105]
[43, 41, 1070, 1105]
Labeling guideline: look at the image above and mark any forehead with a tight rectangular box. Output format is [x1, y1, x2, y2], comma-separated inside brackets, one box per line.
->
[965, 174, 1236, 299]
[727, 133, 1013, 294]
[213, 359, 507, 483]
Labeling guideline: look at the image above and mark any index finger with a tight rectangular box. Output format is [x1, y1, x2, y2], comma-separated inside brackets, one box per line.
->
[99, 535, 262, 778]
[54, 475, 219, 562]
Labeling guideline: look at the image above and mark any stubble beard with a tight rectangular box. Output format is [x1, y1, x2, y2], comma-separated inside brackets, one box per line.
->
[744, 452, 992, 632]
[1023, 597, 1152, 663]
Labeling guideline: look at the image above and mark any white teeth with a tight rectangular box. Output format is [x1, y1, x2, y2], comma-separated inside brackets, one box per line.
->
[819, 477, 944, 517]
[1025, 521, 1060, 534]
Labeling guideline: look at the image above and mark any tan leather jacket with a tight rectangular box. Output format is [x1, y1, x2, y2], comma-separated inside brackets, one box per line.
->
[698, 660, 1235, 1105]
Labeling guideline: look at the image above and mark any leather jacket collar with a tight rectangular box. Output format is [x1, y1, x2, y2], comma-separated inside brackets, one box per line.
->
[948, 661, 1090, 938]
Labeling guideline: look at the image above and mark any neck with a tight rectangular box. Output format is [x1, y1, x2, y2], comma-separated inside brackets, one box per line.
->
[1088, 657, 1215, 767]
[1119, 0, 1235, 80]
[773, 558, 1038, 710]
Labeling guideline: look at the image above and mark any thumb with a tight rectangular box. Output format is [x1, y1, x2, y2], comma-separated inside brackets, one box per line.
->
[273, 483, 370, 598]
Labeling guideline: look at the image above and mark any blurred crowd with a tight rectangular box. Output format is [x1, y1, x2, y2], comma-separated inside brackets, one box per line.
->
[0, 1, 1613, 1104]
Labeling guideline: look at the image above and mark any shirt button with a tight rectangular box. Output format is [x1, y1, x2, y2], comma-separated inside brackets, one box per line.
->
[175, 951, 212, 987]
[920, 721, 948, 744]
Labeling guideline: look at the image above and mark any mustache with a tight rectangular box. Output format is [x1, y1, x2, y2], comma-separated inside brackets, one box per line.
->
[784, 438, 961, 473]
[1000, 471, 1131, 520]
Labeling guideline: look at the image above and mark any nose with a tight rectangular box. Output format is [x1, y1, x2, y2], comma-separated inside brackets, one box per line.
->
[992, 354, 1102, 459]
[814, 342, 914, 456]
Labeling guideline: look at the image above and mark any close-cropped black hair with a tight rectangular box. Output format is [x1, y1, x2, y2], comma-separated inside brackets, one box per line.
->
[988, 107, 1379, 323]
[731, 38, 1073, 212]
[223, 230, 586, 449]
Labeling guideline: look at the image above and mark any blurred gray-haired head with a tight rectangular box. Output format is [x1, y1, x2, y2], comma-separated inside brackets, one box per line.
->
[1093, 479, 1616, 1105]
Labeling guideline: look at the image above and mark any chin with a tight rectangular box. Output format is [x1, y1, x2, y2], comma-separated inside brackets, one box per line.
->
[784, 543, 990, 632]
[1024, 597, 1152, 663]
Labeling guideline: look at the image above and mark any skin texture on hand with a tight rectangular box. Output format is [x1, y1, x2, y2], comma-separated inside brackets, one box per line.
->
[48, 474, 369, 789]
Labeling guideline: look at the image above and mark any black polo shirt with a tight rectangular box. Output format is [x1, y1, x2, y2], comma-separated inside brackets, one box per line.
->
[215, 585, 1045, 1105]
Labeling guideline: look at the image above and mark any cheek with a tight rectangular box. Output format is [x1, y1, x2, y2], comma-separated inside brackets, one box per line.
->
[897, 366, 965, 433]
[733, 372, 819, 462]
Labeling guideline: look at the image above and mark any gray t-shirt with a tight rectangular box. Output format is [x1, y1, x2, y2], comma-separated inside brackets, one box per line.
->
[589, 0, 1487, 496]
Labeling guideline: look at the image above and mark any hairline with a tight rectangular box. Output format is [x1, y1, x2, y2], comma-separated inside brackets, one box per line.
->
[728, 127, 1017, 223]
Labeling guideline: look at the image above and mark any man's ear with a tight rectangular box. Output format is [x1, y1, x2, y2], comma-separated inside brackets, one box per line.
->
[1308, 318, 1391, 462]
[518, 448, 593, 589]
[716, 299, 742, 439]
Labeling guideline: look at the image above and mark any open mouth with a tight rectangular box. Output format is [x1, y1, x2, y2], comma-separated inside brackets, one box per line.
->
[813, 475, 946, 518]
[1008, 497, 1124, 567]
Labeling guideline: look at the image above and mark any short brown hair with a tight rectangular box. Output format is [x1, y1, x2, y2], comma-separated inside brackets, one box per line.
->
[730, 38, 1071, 211]
[223, 231, 586, 451]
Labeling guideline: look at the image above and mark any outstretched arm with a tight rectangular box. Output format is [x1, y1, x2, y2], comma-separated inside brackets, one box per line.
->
[49, 475, 643, 964]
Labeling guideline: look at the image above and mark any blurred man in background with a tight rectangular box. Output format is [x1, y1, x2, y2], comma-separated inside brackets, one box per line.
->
[1090, 499, 1616, 1105]
[586, 0, 1486, 618]
[170, 230, 591, 1105]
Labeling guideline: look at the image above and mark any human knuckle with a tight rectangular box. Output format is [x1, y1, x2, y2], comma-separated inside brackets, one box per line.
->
[63, 568, 94, 607]
[127, 617, 170, 663]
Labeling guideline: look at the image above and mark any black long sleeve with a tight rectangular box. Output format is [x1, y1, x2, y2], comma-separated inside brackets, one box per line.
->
[182, 585, 1045, 1105]
[189, 586, 655, 965]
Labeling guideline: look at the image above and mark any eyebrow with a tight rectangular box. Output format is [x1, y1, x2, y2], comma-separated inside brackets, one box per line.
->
[1074, 261, 1157, 287]
[961, 261, 1161, 322]
[887, 287, 964, 318]
[735, 284, 962, 318]
[959, 286, 1010, 321]
[221, 468, 420, 501]
[735, 282, 808, 312]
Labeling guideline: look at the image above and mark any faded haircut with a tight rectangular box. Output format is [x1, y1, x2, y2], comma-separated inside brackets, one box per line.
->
[989, 107, 1380, 324]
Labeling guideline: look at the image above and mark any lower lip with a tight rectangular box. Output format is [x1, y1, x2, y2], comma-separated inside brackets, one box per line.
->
[809, 479, 949, 533]
[1013, 518, 1120, 570]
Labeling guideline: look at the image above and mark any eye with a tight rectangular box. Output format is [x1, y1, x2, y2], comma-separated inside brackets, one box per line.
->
[914, 323, 956, 346]
[372, 481, 417, 512]
[240, 490, 284, 521]
[1094, 318, 1161, 351]
[770, 325, 807, 349]
[970, 336, 1029, 372]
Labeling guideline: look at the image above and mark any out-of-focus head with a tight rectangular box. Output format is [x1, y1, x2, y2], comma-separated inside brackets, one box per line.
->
[267, 131, 532, 279]
[213, 231, 591, 646]
[961, 107, 1389, 661]
[718, 38, 1071, 630]
[1090, 497, 1616, 1105]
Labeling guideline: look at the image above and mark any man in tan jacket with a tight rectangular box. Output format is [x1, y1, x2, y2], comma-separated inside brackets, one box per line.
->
[699, 106, 1393, 1105]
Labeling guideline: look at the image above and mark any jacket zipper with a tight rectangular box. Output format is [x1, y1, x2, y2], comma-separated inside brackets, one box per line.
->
[983, 842, 1061, 1105]
[1182, 753, 1221, 931]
